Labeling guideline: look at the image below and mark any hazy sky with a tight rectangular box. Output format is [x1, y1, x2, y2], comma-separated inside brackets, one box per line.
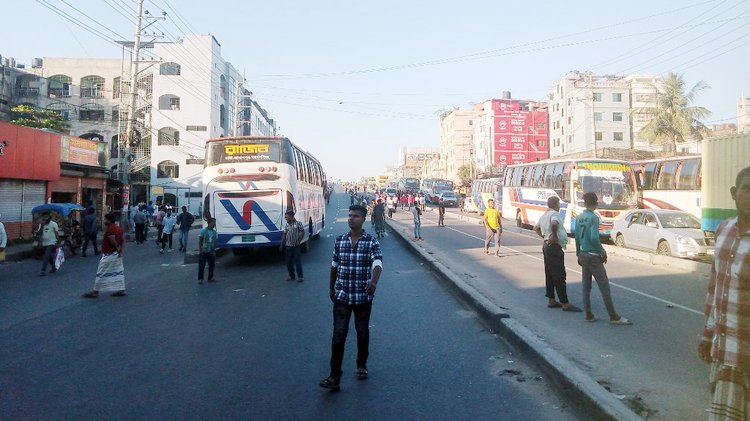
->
[3, 0, 748, 181]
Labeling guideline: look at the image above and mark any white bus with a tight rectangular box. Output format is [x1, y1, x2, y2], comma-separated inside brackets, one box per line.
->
[202, 136, 326, 253]
[631, 155, 701, 220]
[502, 159, 638, 236]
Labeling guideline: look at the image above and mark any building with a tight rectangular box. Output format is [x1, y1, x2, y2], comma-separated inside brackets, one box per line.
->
[472, 92, 548, 175]
[439, 109, 482, 185]
[397, 147, 440, 179]
[739, 96, 750, 133]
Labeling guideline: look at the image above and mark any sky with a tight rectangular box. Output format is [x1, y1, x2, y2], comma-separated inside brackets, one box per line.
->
[2, 0, 748, 181]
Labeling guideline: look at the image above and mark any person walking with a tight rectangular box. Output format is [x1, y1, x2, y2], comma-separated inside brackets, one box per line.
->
[699, 166, 750, 419]
[400, 193, 407, 210]
[534, 196, 580, 312]
[154, 206, 165, 245]
[0, 213, 6, 263]
[280, 210, 305, 282]
[320, 205, 384, 391]
[81, 207, 99, 257]
[160, 207, 177, 253]
[37, 212, 61, 276]
[146, 201, 155, 226]
[574, 192, 631, 325]
[372, 199, 386, 238]
[483, 199, 502, 256]
[133, 205, 147, 244]
[407, 193, 414, 210]
[83, 213, 126, 298]
[412, 201, 423, 240]
[197, 218, 218, 284]
[438, 198, 446, 227]
[177, 206, 195, 252]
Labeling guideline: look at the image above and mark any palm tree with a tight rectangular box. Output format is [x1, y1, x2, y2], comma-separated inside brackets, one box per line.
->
[638, 72, 711, 152]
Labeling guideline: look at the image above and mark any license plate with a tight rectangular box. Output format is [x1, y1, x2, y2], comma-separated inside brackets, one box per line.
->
[242, 235, 256, 242]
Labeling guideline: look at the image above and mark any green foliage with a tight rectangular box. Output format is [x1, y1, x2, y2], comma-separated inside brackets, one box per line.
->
[637, 72, 710, 152]
[457, 164, 473, 187]
[10, 104, 69, 132]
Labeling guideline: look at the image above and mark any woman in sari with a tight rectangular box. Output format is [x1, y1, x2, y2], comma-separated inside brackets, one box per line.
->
[83, 213, 126, 298]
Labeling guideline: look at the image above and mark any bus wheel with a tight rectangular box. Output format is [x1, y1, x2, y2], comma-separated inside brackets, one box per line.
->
[657, 240, 671, 256]
[515, 210, 522, 227]
[614, 233, 625, 247]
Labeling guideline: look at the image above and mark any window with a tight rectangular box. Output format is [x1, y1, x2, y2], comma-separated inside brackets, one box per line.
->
[613, 112, 623, 122]
[613, 132, 624, 141]
[48, 74, 72, 98]
[186, 125, 207, 131]
[537, 122, 545, 129]
[158, 127, 180, 145]
[220, 105, 226, 129]
[537, 140, 545, 147]
[568, 135, 572, 143]
[158, 94, 180, 110]
[220, 75, 227, 99]
[510, 167, 523, 187]
[612, 93, 623, 102]
[595, 131, 603, 141]
[79, 103, 105, 121]
[657, 161, 679, 189]
[593, 92, 602, 102]
[594, 112, 603, 122]
[157, 160, 179, 178]
[111, 106, 119, 123]
[629, 212, 642, 225]
[677, 159, 701, 190]
[113, 77, 121, 99]
[159, 62, 181, 76]
[80, 75, 105, 98]
[567, 117, 572, 125]
[642, 162, 657, 189]
[15, 74, 39, 97]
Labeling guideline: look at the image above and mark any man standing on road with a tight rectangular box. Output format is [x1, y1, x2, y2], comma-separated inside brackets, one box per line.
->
[438, 198, 446, 227]
[483, 199, 502, 256]
[198, 218, 218, 285]
[412, 201, 423, 241]
[574, 192, 631, 325]
[133, 205, 147, 244]
[160, 207, 177, 253]
[83, 213, 126, 298]
[699, 166, 750, 420]
[373, 199, 386, 238]
[81, 207, 99, 257]
[0, 213, 6, 262]
[177, 206, 195, 252]
[280, 210, 305, 282]
[320, 204, 383, 391]
[534, 196, 580, 312]
[37, 212, 61, 276]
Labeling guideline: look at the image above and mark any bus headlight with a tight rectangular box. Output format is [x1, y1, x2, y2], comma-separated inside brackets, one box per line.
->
[271, 166, 277, 172]
[259, 167, 265, 172]
[229, 168, 235, 173]
[218, 168, 224, 174]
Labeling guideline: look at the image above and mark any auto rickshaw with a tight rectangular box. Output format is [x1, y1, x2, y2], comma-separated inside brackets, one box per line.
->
[31, 203, 86, 258]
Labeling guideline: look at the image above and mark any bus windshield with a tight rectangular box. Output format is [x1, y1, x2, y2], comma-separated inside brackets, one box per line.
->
[574, 162, 637, 209]
[404, 178, 419, 189]
[206, 141, 281, 166]
[435, 180, 453, 191]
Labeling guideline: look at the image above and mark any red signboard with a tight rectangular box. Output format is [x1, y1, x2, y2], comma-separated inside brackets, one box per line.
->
[0, 121, 61, 181]
[491, 100, 548, 166]
[61, 135, 105, 167]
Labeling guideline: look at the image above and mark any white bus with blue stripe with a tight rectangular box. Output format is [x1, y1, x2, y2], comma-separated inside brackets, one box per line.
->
[202, 136, 326, 252]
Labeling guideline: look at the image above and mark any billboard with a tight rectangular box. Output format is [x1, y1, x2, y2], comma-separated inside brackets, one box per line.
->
[492, 104, 548, 165]
[61, 136, 108, 167]
[400, 147, 440, 168]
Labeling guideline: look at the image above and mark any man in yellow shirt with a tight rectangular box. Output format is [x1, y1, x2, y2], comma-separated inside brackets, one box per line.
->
[483, 199, 502, 256]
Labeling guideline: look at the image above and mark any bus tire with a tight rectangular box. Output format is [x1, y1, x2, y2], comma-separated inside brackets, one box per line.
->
[516, 210, 523, 228]
[614, 233, 625, 247]
[656, 240, 671, 256]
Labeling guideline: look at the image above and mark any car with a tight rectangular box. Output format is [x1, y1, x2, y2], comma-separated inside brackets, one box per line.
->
[610, 209, 715, 258]
[437, 191, 458, 207]
[384, 187, 397, 197]
[462, 196, 478, 213]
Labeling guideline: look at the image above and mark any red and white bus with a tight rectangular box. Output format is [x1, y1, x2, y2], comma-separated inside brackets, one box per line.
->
[630, 155, 701, 220]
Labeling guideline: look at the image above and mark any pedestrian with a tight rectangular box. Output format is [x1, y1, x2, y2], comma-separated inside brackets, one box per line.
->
[483, 199, 502, 256]
[37, 212, 61, 276]
[699, 166, 750, 419]
[438, 198, 446, 227]
[155, 206, 165, 245]
[83, 213, 126, 298]
[160, 207, 177, 253]
[408, 193, 414, 210]
[320, 204, 383, 391]
[198, 217, 218, 284]
[387, 195, 396, 219]
[0, 213, 7, 263]
[419, 193, 426, 212]
[146, 201, 155, 226]
[373, 199, 386, 238]
[400, 193, 407, 210]
[280, 210, 305, 282]
[177, 206, 195, 252]
[534, 196, 580, 312]
[81, 207, 99, 257]
[133, 205, 147, 244]
[574, 192, 631, 325]
[412, 201, 423, 240]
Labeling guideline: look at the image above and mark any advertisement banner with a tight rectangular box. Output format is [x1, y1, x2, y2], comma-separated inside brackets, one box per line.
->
[61, 136, 107, 167]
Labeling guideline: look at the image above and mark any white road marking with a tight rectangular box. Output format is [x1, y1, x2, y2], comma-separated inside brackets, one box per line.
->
[413, 214, 704, 316]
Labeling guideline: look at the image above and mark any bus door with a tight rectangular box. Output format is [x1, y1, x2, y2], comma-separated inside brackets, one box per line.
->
[213, 189, 283, 241]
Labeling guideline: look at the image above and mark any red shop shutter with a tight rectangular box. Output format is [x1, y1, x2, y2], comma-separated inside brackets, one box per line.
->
[50, 176, 79, 193]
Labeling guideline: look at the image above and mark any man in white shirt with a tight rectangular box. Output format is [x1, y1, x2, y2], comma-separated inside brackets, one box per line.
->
[37, 212, 61, 276]
[534, 196, 580, 312]
[160, 207, 177, 253]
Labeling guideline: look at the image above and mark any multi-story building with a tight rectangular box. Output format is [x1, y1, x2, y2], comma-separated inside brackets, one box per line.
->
[397, 147, 440, 179]
[439, 109, 482, 185]
[739, 96, 750, 133]
[472, 92, 548, 174]
[626, 74, 661, 150]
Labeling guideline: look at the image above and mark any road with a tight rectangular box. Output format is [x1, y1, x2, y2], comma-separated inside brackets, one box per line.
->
[386, 204, 711, 420]
[0, 194, 581, 420]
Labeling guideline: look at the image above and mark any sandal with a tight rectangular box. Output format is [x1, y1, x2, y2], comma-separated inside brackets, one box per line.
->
[356, 367, 368, 380]
[610, 317, 632, 325]
[319, 376, 340, 390]
[111, 290, 127, 297]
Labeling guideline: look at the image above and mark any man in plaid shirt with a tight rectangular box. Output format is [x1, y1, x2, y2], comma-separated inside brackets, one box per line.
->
[700, 166, 750, 419]
[320, 204, 383, 391]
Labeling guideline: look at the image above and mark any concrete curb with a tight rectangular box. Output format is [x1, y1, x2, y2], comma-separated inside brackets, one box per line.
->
[385, 219, 641, 421]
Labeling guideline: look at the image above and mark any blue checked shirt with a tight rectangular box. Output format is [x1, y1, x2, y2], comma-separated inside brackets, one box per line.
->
[332, 231, 384, 305]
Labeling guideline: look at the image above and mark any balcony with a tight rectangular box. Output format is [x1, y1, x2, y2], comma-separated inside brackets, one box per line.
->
[15, 87, 40, 97]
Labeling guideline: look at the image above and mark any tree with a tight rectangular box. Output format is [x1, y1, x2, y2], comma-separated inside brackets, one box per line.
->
[637, 72, 710, 152]
[10, 104, 69, 132]
[457, 164, 473, 187]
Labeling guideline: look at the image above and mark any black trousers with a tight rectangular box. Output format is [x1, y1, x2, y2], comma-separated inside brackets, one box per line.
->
[542, 242, 568, 304]
[81, 233, 98, 255]
[160, 233, 173, 250]
[135, 223, 146, 243]
[330, 300, 372, 378]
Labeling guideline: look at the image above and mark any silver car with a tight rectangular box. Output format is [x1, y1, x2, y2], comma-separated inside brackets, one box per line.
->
[611, 209, 715, 258]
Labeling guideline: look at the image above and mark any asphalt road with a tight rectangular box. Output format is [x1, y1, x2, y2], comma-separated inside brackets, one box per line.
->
[386, 205, 712, 420]
[0, 194, 582, 420]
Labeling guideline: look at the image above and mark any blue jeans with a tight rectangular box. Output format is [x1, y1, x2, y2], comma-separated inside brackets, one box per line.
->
[179, 229, 190, 250]
[285, 246, 303, 278]
[40, 245, 56, 272]
[414, 221, 421, 238]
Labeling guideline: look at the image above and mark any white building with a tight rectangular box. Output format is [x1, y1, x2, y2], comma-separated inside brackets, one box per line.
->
[626, 74, 661, 150]
[439, 109, 482, 185]
[739, 96, 750, 133]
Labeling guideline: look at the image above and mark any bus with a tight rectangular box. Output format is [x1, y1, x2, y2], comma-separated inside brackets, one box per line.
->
[471, 177, 503, 215]
[202, 136, 326, 253]
[397, 177, 420, 193]
[502, 159, 638, 236]
[702, 133, 750, 232]
[421, 178, 455, 203]
[631, 155, 701, 220]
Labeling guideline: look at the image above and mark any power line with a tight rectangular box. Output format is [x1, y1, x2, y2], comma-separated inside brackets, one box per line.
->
[58, 0, 127, 40]
[35, 0, 123, 49]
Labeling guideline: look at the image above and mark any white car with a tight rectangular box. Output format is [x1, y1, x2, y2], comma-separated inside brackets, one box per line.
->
[610, 209, 715, 258]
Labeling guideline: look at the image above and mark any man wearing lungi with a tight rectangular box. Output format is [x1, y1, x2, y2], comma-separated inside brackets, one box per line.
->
[83, 213, 126, 298]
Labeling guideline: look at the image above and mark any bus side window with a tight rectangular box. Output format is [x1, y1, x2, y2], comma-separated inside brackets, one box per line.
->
[643, 163, 657, 189]
[559, 163, 572, 202]
[292, 148, 301, 181]
[677, 159, 700, 190]
[657, 161, 678, 190]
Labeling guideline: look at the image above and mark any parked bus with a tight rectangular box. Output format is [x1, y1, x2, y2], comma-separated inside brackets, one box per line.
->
[502, 159, 638, 236]
[421, 178, 454, 203]
[631, 155, 701, 220]
[202, 136, 326, 253]
[702, 133, 750, 232]
[397, 177, 420, 193]
[471, 177, 503, 215]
